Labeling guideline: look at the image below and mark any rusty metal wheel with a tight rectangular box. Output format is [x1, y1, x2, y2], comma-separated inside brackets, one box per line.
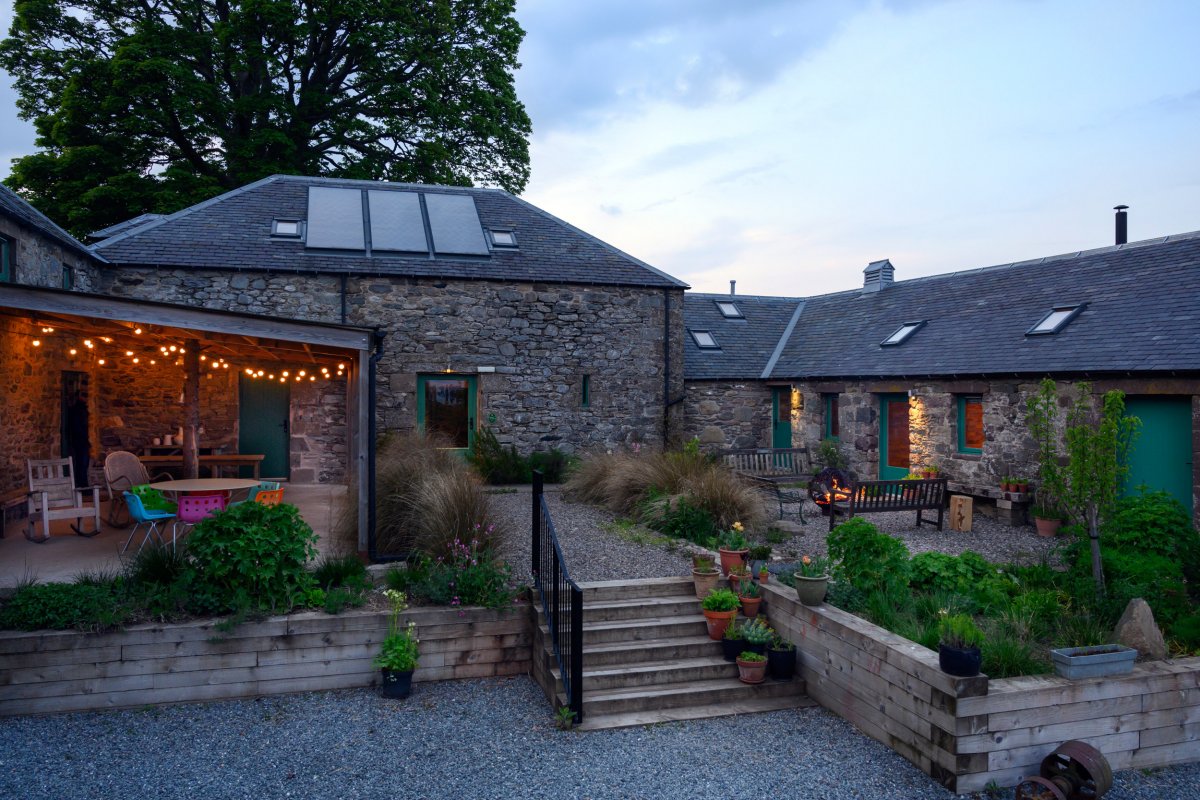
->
[1015, 776, 1069, 800]
[1040, 740, 1114, 798]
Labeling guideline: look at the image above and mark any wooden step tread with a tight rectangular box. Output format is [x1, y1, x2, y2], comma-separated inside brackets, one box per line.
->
[577, 576, 694, 593]
[581, 615, 703, 633]
[551, 656, 730, 682]
[575, 694, 816, 731]
[583, 676, 800, 702]
[583, 635, 715, 656]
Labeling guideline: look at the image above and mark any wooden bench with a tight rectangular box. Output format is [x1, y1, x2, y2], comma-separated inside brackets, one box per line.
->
[828, 478, 947, 532]
[718, 447, 811, 523]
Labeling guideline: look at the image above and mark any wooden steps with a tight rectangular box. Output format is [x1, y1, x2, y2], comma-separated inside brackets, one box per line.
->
[531, 576, 809, 731]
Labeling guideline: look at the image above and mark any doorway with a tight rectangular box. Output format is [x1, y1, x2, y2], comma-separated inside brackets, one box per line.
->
[417, 374, 477, 456]
[60, 371, 90, 486]
[878, 393, 911, 480]
[239, 375, 290, 480]
[771, 387, 792, 450]
[1124, 396, 1193, 516]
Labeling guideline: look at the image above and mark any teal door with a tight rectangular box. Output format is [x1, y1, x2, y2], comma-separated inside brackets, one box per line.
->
[239, 375, 290, 480]
[771, 387, 792, 449]
[878, 393, 911, 479]
[1124, 396, 1193, 516]
[417, 374, 478, 456]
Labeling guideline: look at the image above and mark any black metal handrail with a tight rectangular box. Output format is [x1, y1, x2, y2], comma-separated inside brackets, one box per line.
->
[531, 470, 583, 722]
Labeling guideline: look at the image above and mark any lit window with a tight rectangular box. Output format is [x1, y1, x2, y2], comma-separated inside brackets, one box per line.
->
[691, 330, 720, 349]
[581, 374, 591, 408]
[823, 393, 840, 440]
[715, 301, 743, 319]
[1027, 304, 1085, 335]
[958, 396, 983, 454]
[881, 321, 925, 346]
[489, 229, 518, 247]
[272, 219, 303, 238]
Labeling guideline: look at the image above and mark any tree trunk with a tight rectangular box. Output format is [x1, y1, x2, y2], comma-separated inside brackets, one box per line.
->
[1088, 507, 1105, 600]
[182, 341, 201, 480]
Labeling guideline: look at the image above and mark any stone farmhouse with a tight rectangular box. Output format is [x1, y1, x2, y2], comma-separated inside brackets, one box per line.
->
[681, 227, 1200, 521]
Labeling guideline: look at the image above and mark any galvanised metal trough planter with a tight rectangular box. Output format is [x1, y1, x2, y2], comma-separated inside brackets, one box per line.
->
[1050, 644, 1137, 680]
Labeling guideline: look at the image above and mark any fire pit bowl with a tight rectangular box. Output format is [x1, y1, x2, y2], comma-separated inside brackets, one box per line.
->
[809, 468, 852, 516]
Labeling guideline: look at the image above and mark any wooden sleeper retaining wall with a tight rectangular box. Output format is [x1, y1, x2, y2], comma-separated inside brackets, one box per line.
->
[0, 604, 531, 717]
[763, 582, 1200, 793]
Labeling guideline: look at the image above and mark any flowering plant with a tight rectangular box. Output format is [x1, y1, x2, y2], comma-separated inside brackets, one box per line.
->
[373, 589, 420, 672]
[794, 554, 832, 579]
[718, 521, 749, 551]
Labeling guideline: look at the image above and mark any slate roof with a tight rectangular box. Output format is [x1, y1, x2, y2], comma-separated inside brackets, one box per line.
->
[683, 293, 804, 380]
[0, 185, 100, 263]
[765, 230, 1200, 379]
[92, 175, 687, 289]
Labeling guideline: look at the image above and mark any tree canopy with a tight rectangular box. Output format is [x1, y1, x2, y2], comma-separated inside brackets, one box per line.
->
[1, 0, 531, 236]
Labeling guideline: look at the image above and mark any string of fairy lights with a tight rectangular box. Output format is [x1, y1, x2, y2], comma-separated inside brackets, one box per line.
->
[26, 325, 347, 383]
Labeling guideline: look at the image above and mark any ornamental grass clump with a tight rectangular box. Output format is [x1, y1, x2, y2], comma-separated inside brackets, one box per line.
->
[938, 613, 985, 650]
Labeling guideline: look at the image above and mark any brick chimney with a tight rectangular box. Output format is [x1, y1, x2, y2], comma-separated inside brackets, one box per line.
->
[862, 259, 895, 293]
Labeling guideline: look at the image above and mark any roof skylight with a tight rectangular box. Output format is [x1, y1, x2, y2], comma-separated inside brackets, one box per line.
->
[272, 219, 303, 238]
[715, 301, 743, 319]
[881, 321, 925, 346]
[489, 229, 517, 248]
[1027, 304, 1085, 335]
[691, 330, 720, 349]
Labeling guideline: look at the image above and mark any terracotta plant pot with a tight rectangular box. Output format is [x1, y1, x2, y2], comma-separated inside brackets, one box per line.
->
[718, 547, 749, 576]
[1034, 516, 1063, 538]
[692, 569, 719, 600]
[757, 571, 769, 585]
[703, 609, 737, 640]
[736, 656, 768, 684]
[380, 668, 414, 698]
[739, 595, 762, 618]
[728, 573, 748, 595]
[793, 575, 829, 606]
[938, 644, 982, 677]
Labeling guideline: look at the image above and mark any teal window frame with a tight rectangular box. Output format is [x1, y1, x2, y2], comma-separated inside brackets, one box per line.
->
[0, 236, 11, 283]
[823, 393, 840, 441]
[957, 395, 983, 454]
[581, 374, 591, 408]
[62, 265, 72, 290]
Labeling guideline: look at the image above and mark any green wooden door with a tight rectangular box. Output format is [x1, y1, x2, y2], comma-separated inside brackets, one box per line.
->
[239, 375, 290, 480]
[417, 374, 478, 456]
[1124, 396, 1193, 516]
[879, 393, 911, 479]
[771, 387, 792, 449]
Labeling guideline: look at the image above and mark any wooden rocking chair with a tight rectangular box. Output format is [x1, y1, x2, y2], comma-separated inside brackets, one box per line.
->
[26, 457, 102, 542]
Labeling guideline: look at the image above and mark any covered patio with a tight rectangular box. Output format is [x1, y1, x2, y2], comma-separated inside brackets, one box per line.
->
[0, 285, 375, 587]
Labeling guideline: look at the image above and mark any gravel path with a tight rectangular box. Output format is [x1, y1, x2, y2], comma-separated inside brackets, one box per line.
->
[488, 488, 1060, 585]
[2, 676, 1195, 800]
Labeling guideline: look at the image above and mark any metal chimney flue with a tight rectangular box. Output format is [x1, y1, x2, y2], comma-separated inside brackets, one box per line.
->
[1114, 205, 1128, 245]
[729, 280, 736, 296]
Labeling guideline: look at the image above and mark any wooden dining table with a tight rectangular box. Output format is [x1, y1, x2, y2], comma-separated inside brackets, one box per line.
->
[139, 454, 266, 479]
[148, 477, 263, 502]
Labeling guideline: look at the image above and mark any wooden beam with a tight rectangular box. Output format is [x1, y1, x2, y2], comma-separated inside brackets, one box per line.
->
[183, 341, 200, 479]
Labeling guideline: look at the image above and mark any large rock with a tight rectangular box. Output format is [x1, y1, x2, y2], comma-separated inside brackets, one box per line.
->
[1114, 598, 1168, 660]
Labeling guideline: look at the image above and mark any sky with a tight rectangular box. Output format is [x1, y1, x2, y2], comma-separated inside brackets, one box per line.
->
[1, 0, 1198, 295]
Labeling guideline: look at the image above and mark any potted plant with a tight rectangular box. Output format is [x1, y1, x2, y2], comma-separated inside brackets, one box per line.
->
[717, 523, 749, 576]
[1050, 644, 1137, 680]
[793, 554, 832, 606]
[691, 554, 719, 600]
[374, 589, 420, 698]
[748, 544, 772, 577]
[1031, 503, 1065, 537]
[937, 612, 984, 677]
[721, 618, 746, 662]
[701, 588, 740, 640]
[901, 472, 922, 499]
[736, 651, 768, 684]
[1014, 477, 1029, 494]
[741, 617, 773, 656]
[768, 634, 797, 681]
[758, 565, 770, 585]
[728, 561, 751, 595]
[923, 465, 940, 480]
[738, 579, 762, 618]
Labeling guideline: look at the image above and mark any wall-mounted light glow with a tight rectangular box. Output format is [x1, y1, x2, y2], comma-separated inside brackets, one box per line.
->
[134, 328, 142, 335]
[31, 339, 41, 347]
[69, 348, 77, 356]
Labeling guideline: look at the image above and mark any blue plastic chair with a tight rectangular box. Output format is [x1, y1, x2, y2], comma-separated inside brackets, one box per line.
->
[122, 491, 175, 554]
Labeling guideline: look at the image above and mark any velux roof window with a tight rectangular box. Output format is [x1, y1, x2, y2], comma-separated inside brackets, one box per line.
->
[1027, 304, 1085, 336]
[272, 219, 303, 238]
[489, 229, 518, 248]
[691, 330, 720, 349]
[881, 320, 925, 346]
[715, 301, 743, 319]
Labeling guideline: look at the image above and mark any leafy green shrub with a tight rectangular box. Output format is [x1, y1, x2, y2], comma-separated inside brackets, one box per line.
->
[0, 582, 131, 631]
[185, 501, 317, 614]
[701, 588, 740, 612]
[638, 489, 717, 544]
[1170, 613, 1200, 650]
[909, 551, 992, 593]
[827, 518, 911, 597]
[1098, 550, 1190, 627]
[1104, 490, 1200, 585]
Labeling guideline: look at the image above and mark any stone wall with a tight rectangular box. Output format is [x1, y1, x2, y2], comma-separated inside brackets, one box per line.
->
[0, 214, 98, 292]
[680, 380, 773, 449]
[98, 267, 683, 454]
[290, 378, 348, 483]
[0, 318, 63, 493]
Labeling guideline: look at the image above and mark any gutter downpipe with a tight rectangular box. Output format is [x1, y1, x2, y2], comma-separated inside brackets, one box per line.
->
[663, 288, 671, 449]
[366, 329, 386, 561]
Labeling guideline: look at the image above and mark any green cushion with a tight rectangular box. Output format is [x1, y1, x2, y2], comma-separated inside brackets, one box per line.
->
[132, 485, 176, 513]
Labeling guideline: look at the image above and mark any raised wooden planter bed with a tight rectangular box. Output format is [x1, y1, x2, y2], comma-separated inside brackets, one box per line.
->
[764, 583, 1200, 793]
[0, 603, 531, 717]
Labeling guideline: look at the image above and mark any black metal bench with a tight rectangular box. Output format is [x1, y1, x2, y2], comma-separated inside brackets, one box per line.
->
[828, 478, 947, 532]
[718, 447, 811, 523]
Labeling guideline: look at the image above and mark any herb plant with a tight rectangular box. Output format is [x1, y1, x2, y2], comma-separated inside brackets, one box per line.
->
[373, 589, 420, 672]
[701, 588, 740, 612]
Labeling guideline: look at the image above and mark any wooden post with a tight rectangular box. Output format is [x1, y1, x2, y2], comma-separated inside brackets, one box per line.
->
[949, 495, 973, 532]
[182, 340, 200, 479]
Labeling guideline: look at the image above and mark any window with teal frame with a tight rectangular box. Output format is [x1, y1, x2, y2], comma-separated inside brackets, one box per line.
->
[823, 393, 840, 440]
[957, 395, 983, 454]
[0, 236, 11, 283]
[62, 265, 72, 290]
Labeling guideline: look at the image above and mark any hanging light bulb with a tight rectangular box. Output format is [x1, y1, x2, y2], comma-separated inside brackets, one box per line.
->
[100, 337, 112, 343]
[98, 359, 106, 365]
[32, 339, 41, 347]
[309, 376, 316, 382]
[169, 345, 177, 352]
[132, 357, 140, 364]
[222, 363, 229, 369]
[69, 348, 78, 356]
[200, 355, 207, 361]
[134, 327, 143, 335]
[282, 371, 289, 377]
[84, 340, 93, 348]
[150, 360, 156, 365]
[125, 350, 134, 357]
